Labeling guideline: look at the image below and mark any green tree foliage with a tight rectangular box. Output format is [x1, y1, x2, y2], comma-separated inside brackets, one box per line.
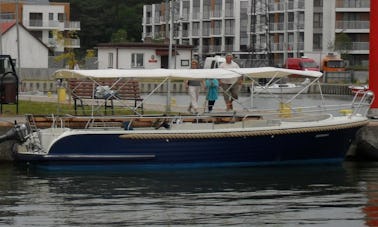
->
[51, 0, 162, 56]
[111, 29, 128, 43]
[334, 33, 353, 60]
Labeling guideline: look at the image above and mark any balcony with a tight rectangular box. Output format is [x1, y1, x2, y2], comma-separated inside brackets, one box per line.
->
[202, 45, 210, 53]
[160, 16, 166, 23]
[271, 43, 284, 51]
[286, 1, 305, 10]
[202, 29, 210, 37]
[209, 45, 221, 53]
[269, 22, 284, 32]
[144, 32, 153, 38]
[24, 19, 80, 31]
[24, 19, 59, 29]
[203, 11, 210, 20]
[211, 10, 222, 19]
[211, 28, 222, 36]
[154, 31, 165, 39]
[336, 20, 370, 30]
[192, 29, 200, 36]
[182, 30, 189, 38]
[225, 45, 234, 52]
[225, 28, 235, 36]
[192, 10, 200, 20]
[351, 42, 369, 50]
[64, 38, 80, 48]
[65, 21, 80, 31]
[336, 0, 370, 8]
[225, 9, 234, 18]
[268, 2, 284, 12]
[182, 12, 190, 21]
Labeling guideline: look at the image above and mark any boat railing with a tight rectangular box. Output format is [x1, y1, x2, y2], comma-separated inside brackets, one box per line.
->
[24, 89, 373, 132]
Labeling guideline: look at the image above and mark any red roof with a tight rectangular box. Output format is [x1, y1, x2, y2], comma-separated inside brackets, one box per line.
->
[0, 21, 16, 35]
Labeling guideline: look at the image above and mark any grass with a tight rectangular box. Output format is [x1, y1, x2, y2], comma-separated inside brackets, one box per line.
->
[0, 100, 162, 116]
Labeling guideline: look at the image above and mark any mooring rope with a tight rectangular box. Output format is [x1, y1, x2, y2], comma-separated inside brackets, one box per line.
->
[119, 120, 368, 140]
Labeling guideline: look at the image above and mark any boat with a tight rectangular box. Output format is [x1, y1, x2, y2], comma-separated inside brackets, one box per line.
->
[251, 78, 310, 94]
[1, 67, 374, 169]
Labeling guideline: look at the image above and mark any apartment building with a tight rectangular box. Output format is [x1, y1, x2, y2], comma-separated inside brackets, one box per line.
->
[0, 0, 80, 54]
[142, 0, 369, 67]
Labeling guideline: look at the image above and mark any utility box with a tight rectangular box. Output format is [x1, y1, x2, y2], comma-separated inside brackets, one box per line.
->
[0, 55, 19, 114]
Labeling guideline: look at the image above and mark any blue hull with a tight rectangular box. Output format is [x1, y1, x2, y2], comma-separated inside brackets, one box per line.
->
[14, 126, 362, 169]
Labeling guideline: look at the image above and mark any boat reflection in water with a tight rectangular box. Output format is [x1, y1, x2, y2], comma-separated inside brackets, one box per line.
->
[0, 163, 377, 225]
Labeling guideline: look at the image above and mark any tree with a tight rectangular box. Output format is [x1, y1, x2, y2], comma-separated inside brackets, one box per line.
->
[111, 29, 128, 43]
[333, 33, 353, 60]
[50, 0, 163, 56]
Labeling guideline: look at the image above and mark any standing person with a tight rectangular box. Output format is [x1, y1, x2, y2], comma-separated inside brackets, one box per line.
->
[205, 78, 219, 112]
[185, 60, 201, 114]
[219, 53, 242, 111]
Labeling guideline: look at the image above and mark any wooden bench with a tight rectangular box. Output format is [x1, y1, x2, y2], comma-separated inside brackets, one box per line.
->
[68, 79, 144, 115]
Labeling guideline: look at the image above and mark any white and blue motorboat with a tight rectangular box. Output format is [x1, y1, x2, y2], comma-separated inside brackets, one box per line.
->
[3, 67, 374, 169]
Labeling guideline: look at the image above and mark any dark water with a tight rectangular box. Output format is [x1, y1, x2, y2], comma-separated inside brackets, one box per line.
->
[1, 162, 378, 226]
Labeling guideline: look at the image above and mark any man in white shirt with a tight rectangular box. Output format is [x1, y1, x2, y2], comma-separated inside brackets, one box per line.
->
[219, 53, 242, 111]
[185, 60, 202, 114]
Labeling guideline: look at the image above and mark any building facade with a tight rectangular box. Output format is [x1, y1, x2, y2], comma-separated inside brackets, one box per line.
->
[97, 43, 193, 69]
[142, 0, 369, 67]
[0, 0, 80, 54]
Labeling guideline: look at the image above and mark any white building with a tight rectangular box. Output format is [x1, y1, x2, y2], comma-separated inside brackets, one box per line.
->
[0, 1, 80, 54]
[142, 0, 369, 67]
[22, 3, 80, 53]
[1, 21, 49, 68]
[97, 42, 193, 69]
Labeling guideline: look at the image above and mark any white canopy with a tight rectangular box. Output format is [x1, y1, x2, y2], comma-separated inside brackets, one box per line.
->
[53, 67, 322, 80]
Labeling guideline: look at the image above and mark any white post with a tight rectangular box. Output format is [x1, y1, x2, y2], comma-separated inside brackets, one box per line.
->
[166, 1, 174, 112]
[16, 0, 21, 75]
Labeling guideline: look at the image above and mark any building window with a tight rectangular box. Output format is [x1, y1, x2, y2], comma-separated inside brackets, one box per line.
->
[131, 53, 144, 68]
[213, 21, 221, 35]
[313, 13, 323, 29]
[192, 22, 200, 36]
[314, 0, 323, 7]
[203, 0, 210, 19]
[225, 20, 234, 35]
[58, 13, 65, 22]
[225, 0, 234, 17]
[108, 53, 113, 68]
[49, 13, 54, 21]
[193, 0, 200, 20]
[203, 22, 210, 36]
[313, 34, 322, 50]
[213, 0, 222, 17]
[29, 13, 42, 26]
